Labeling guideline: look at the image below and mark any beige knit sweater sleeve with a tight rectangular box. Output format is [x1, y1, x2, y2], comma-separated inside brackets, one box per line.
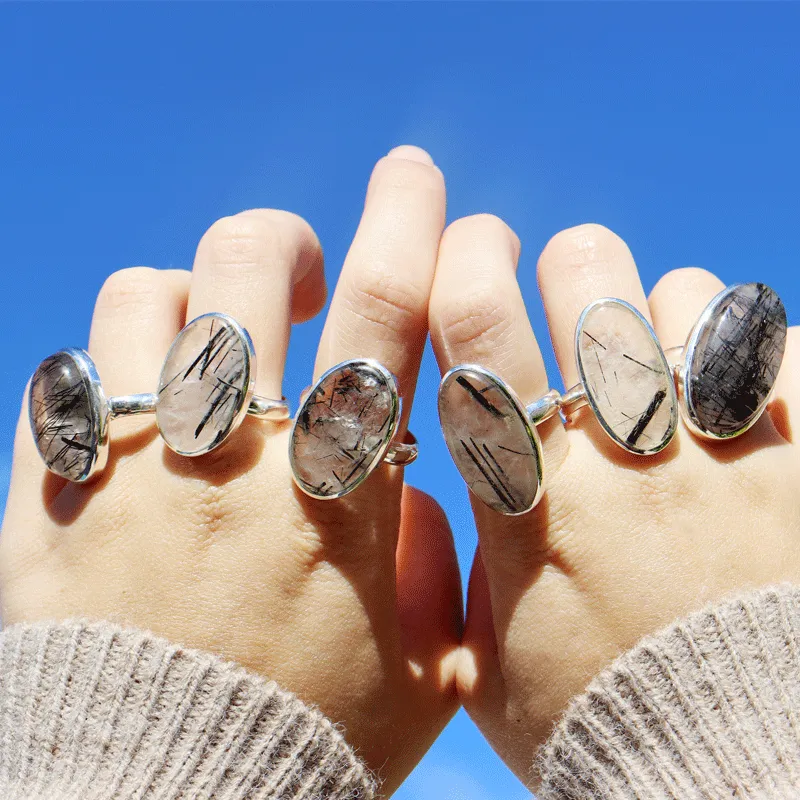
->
[537, 585, 800, 798]
[1, 586, 799, 799]
[0, 621, 376, 799]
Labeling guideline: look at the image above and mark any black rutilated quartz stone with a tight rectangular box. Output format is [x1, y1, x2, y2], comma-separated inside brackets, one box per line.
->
[687, 283, 786, 437]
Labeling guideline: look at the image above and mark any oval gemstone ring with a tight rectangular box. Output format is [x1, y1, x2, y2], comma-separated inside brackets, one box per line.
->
[156, 312, 288, 457]
[673, 283, 787, 440]
[29, 312, 290, 481]
[29, 348, 157, 482]
[561, 298, 679, 456]
[438, 365, 562, 516]
[289, 359, 417, 500]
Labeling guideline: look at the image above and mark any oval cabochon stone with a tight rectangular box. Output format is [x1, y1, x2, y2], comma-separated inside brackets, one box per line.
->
[576, 299, 677, 455]
[438, 366, 542, 515]
[29, 350, 100, 482]
[687, 283, 786, 438]
[290, 361, 398, 498]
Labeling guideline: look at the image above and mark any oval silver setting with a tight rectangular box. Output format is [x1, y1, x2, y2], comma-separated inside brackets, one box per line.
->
[28, 347, 109, 482]
[289, 359, 401, 500]
[575, 298, 678, 455]
[438, 364, 544, 516]
[156, 312, 255, 457]
[681, 282, 787, 440]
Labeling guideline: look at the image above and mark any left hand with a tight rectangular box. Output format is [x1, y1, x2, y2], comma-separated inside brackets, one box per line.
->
[0, 145, 463, 792]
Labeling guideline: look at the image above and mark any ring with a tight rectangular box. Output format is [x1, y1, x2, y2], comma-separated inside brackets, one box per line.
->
[289, 358, 417, 499]
[438, 364, 560, 515]
[560, 298, 679, 455]
[29, 312, 289, 481]
[671, 283, 787, 440]
[156, 312, 288, 457]
[29, 348, 157, 482]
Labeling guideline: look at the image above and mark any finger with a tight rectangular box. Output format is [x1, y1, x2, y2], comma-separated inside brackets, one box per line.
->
[771, 327, 800, 441]
[537, 223, 651, 388]
[457, 548, 507, 720]
[429, 213, 567, 460]
[186, 210, 325, 399]
[314, 146, 445, 430]
[396, 485, 463, 688]
[8, 268, 190, 510]
[648, 266, 726, 349]
[89, 268, 190, 396]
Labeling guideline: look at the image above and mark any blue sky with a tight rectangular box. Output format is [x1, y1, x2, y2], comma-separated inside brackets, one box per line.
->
[2, 4, 799, 797]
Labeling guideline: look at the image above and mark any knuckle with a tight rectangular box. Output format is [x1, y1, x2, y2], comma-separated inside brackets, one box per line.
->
[651, 267, 721, 298]
[345, 270, 426, 336]
[442, 214, 519, 257]
[199, 210, 315, 273]
[435, 286, 513, 355]
[370, 155, 444, 198]
[95, 267, 162, 315]
[538, 223, 629, 273]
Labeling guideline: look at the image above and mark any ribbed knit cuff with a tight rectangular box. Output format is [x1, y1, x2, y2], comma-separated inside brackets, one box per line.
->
[0, 620, 376, 800]
[538, 585, 800, 799]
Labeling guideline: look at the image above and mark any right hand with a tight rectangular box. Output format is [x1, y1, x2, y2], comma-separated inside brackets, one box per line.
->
[428, 219, 800, 785]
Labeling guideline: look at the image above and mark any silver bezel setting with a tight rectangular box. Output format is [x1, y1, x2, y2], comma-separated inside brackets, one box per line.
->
[574, 297, 679, 456]
[680, 283, 784, 441]
[438, 363, 545, 516]
[29, 347, 110, 483]
[156, 312, 256, 457]
[289, 358, 402, 500]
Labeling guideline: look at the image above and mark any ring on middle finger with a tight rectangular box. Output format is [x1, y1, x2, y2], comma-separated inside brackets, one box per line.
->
[289, 358, 417, 500]
[561, 297, 679, 455]
[438, 365, 561, 516]
[157, 312, 290, 457]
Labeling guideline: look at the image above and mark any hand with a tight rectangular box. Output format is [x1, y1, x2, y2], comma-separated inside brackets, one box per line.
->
[0, 146, 462, 792]
[428, 219, 800, 785]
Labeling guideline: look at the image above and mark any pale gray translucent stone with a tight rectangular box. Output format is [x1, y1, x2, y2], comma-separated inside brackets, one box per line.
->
[438, 367, 542, 515]
[576, 300, 677, 455]
[290, 362, 397, 498]
[687, 283, 786, 437]
[157, 315, 252, 456]
[29, 351, 99, 481]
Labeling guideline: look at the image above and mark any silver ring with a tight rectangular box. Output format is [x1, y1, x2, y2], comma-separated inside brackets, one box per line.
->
[156, 312, 288, 457]
[29, 313, 289, 482]
[671, 283, 786, 440]
[28, 348, 163, 483]
[561, 298, 679, 456]
[438, 364, 560, 516]
[289, 358, 416, 500]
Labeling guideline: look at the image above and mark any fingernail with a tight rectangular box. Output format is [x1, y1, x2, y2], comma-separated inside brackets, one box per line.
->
[385, 145, 435, 165]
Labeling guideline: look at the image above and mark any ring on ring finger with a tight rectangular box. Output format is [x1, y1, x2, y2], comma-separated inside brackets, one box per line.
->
[289, 359, 417, 500]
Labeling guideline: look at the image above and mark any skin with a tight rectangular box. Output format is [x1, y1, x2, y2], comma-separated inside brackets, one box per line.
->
[3, 149, 797, 792]
[0, 146, 463, 794]
[428, 219, 800, 787]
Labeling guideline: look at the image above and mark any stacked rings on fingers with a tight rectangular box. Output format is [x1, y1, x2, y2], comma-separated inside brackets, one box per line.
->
[289, 359, 417, 500]
[29, 312, 289, 482]
[439, 284, 787, 515]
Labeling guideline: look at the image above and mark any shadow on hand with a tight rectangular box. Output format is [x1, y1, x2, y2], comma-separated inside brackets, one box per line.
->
[43, 422, 161, 526]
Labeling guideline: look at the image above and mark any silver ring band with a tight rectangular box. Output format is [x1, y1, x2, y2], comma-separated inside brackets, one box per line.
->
[384, 433, 418, 466]
[247, 395, 291, 421]
[108, 393, 158, 418]
[106, 392, 289, 421]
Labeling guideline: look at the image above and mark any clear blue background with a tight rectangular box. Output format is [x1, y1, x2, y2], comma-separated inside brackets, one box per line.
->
[2, 4, 799, 797]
